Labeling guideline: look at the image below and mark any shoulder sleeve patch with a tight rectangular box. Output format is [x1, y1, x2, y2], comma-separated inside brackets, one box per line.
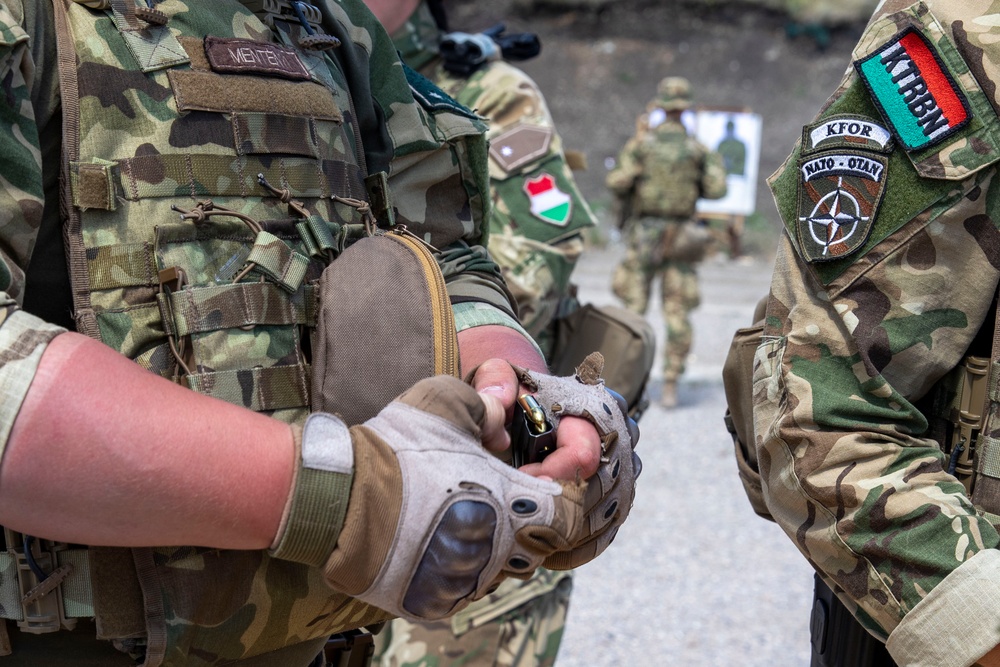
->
[489, 123, 553, 174]
[851, 6, 1000, 181]
[855, 27, 970, 152]
[770, 82, 959, 285]
[402, 62, 480, 120]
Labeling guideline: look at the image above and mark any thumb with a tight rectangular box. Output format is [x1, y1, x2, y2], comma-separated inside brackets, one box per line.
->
[479, 392, 510, 453]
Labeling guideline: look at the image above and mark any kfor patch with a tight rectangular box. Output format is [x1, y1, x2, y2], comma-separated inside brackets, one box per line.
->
[796, 116, 890, 262]
[855, 27, 970, 151]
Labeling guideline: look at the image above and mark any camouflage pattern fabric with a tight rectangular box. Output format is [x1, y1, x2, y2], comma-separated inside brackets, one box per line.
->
[755, 2, 1000, 666]
[606, 117, 726, 384]
[370, 4, 596, 666]
[611, 217, 699, 385]
[0, 0, 510, 664]
[394, 2, 597, 355]
[374, 570, 572, 667]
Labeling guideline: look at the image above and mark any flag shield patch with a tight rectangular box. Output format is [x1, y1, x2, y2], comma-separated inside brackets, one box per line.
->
[855, 27, 970, 151]
[524, 173, 572, 226]
[796, 150, 888, 262]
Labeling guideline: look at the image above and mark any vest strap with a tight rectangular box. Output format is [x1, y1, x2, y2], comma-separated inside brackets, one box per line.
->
[186, 364, 311, 412]
[157, 283, 317, 337]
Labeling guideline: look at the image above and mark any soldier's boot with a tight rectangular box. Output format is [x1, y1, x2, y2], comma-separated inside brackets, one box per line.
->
[660, 381, 677, 409]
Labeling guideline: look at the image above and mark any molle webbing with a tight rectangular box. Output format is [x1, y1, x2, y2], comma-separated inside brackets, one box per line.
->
[0, 548, 94, 625]
[186, 364, 312, 412]
[45, 1, 400, 662]
[71, 155, 366, 210]
[157, 283, 318, 337]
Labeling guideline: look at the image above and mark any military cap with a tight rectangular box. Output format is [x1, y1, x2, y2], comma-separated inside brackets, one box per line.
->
[655, 76, 692, 111]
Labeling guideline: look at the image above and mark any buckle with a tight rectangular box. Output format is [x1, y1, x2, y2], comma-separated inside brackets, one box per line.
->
[322, 629, 375, 667]
[5, 530, 77, 635]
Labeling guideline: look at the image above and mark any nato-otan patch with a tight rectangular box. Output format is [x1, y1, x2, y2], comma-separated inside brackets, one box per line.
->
[524, 173, 571, 226]
[489, 124, 553, 173]
[855, 27, 971, 151]
[802, 114, 894, 155]
[796, 150, 888, 262]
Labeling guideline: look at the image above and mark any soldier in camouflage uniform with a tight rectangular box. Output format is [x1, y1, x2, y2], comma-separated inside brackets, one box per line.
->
[384, 0, 597, 359]
[0, 1, 641, 665]
[607, 77, 727, 409]
[362, 1, 595, 665]
[754, 1, 1000, 665]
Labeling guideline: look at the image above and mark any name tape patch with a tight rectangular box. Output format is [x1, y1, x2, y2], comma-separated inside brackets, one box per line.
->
[204, 37, 310, 81]
[855, 27, 970, 151]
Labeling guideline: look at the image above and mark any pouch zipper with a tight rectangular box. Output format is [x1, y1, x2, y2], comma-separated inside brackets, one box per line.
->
[383, 230, 459, 378]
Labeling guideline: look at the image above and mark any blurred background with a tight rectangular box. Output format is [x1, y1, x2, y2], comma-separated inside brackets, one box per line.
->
[449, 0, 877, 259]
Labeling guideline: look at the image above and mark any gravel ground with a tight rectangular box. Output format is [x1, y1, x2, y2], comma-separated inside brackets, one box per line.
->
[553, 245, 815, 666]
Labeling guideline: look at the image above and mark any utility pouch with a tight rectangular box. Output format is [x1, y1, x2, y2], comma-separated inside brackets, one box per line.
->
[311, 230, 460, 425]
[549, 303, 655, 419]
[722, 296, 770, 520]
[665, 220, 712, 263]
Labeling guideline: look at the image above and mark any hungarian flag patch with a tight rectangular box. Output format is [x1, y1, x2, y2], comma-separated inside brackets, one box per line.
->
[524, 174, 571, 226]
[855, 27, 970, 151]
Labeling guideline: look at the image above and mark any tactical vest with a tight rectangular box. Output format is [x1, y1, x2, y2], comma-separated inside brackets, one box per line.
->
[634, 123, 704, 219]
[0, 1, 483, 664]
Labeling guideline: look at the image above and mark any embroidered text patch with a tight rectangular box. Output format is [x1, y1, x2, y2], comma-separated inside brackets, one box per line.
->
[855, 27, 970, 151]
[204, 37, 310, 81]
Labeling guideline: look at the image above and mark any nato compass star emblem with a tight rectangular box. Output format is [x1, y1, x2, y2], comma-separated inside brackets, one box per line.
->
[801, 177, 868, 256]
[796, 151, 888, 262]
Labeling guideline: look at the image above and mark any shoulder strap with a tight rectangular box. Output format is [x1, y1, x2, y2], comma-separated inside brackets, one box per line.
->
[51, 0, 100, 339]
[971, 290, 1000, 525]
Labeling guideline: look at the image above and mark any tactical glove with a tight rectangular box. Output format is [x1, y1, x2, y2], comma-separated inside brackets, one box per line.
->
[269, 375, 585, 621]
[513, 352, 641, 569]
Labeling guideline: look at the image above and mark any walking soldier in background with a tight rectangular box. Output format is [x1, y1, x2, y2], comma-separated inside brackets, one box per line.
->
[607, 76, 727, 409]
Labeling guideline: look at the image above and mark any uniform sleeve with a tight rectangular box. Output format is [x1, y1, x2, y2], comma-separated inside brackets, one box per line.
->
[699, 149, 728, 200]
[315, 0, 515, 316]
[439, 61, 597, 339]
[753, 4, 1000, 665]
[605, 137, 642, 196]
[0, 4, 66, 459]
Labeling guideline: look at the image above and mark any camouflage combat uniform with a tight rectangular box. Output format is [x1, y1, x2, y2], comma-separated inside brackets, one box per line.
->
[391, 2, 597, 359]
[370, 4, 595, 666]
[755, 2, 1000, 665]
[0, 0, 520, 664]
[607, 78, 727, 407]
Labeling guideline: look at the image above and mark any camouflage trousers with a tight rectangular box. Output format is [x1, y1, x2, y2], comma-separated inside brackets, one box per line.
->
[372, 570, 573, 667]
[612, 217, 701, 384]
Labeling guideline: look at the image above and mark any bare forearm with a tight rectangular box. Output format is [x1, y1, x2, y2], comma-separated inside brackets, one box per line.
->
[457, 324, 547, 375]
[1, 332, 294, 549]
